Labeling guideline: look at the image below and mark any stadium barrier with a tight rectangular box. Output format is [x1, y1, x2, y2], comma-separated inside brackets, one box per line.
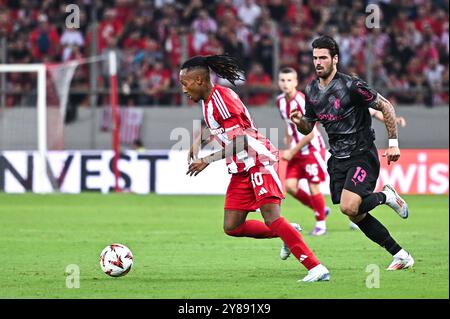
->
[0, 149, 448, 195]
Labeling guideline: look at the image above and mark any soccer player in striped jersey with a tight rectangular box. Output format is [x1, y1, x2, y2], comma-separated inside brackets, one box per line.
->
[180, 55, 330, 282]
[276, 67, 330, 237]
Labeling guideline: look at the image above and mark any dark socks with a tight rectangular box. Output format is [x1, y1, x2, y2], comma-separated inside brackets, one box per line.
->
[357, 192, 386, 215]
[355, 213, 402, 255]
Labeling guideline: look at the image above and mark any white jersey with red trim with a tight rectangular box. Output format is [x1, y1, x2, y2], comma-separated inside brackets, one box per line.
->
[276, 91, 326, 156]
[202, 84, 279, 174]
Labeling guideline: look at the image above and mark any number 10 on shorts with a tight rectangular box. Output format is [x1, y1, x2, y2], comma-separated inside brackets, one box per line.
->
[251, 172, 264, 188]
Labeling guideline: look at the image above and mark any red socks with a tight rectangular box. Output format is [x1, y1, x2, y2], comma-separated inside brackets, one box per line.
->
[225, 218, 321, 270]
[269, 217, 320, 270]
[310, 193, 326, 221]
[294, 188, 326, 222]
[225, 220, 277, 238]
[294, 188, 313, 209]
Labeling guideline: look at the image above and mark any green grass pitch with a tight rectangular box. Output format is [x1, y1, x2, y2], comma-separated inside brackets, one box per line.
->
[0, 193, 448, 299]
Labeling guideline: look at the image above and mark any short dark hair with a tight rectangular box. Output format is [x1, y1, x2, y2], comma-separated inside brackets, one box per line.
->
[279, 67, 297, 74]
[312, 35, 339, 58]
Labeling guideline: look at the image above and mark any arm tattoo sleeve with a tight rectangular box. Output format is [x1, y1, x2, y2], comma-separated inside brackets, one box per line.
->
[372, 94, 398, 139]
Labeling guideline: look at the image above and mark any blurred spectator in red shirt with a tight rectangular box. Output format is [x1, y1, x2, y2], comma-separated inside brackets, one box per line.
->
[279, 35, 298, 69]
[246, 62, 272, 106]
[140, 60, 171, 105]
[199, 32, 223, 56]
[407, 56, 426, 76]
[98, 9, 124, 53]
[216, 0, 237, 23]
[286, 0, 314, 29]
[417, 39, 440, 62]
[164, 26, 183, 68]
[0, 7, 12, 37]
[392, 10, 408, 34]
[414, 5, 441, 35]
[123, 31, 146, 55]
[30, 14, 60, 61]
[135, 36, 164, 66]
[115, 0, 135, 24]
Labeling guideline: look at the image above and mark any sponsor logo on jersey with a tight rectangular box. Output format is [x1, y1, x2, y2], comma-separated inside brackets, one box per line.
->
[209, 127, 225, 135]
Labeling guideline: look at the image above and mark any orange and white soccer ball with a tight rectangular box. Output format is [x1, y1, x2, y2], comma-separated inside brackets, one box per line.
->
[100, 243, 134, 277]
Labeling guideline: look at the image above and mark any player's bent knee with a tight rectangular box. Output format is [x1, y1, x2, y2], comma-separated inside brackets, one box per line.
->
[263, 219, 274, 227]
[285, 185, 297, 195]
[285, 179, 298, 194]
[309, 184, 321, 195]
[340, 203, 358, 216]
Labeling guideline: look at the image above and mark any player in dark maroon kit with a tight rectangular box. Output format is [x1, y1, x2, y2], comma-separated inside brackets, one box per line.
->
[276, 67, 330, 238]
[291, 36, 414, 270]
[180, 54, 330, 282]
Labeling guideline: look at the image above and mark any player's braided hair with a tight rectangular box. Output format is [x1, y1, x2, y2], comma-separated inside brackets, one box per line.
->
[181, 55, 245, 86]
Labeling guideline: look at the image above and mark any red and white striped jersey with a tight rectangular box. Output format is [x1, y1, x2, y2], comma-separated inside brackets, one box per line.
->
[276, 91, 326, 156]
[202, 84, 278, 174]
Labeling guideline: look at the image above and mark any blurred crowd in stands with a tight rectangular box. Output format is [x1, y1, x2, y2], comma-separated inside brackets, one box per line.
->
[0, 0, 448, 107]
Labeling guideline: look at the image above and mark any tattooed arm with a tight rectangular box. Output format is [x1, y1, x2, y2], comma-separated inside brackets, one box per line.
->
[371, 94, 401, 165]
[371, 94, 398, 139]
[369, 108, 407, 127]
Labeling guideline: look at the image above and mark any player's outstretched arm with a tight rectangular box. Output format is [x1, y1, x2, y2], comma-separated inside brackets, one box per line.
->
[371, 94, 401, 165]
[186, 135, 247, 176]
[188, 133, 202, 164]
[290, 109, 314, 135]
[283, 131, 314, 161]
[283, 124, 292, 147]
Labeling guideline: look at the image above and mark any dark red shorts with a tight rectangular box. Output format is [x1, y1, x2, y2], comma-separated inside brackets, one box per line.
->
[286, 149, 327, 183]
[224, 165, 285, 211]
